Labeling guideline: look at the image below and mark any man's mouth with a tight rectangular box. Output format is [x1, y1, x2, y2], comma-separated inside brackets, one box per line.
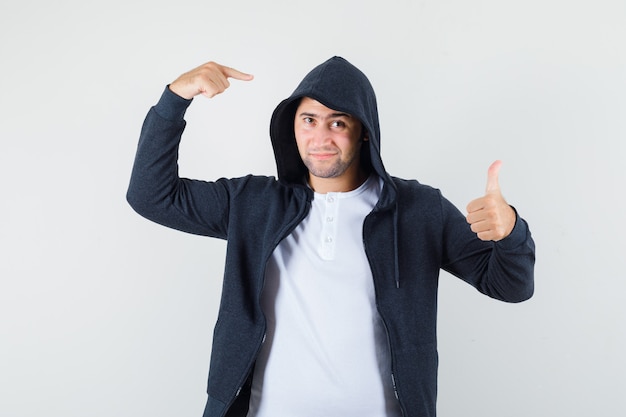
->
[309, 150, 338, 160]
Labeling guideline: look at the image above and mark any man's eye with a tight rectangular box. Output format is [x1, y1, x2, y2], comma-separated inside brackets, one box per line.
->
[331, 120, 345, 128]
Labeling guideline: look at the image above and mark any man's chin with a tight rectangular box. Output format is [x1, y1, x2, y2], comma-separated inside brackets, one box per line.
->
[306, 165, 343, 180]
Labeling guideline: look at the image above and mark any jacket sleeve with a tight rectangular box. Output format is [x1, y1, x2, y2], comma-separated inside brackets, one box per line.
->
[126, 87, 231, 239]
[440, 194, 535, 303]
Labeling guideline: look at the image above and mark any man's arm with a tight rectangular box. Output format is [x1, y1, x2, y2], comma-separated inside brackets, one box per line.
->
[442, 161, 535, 302]
[126, 62, 253, 237]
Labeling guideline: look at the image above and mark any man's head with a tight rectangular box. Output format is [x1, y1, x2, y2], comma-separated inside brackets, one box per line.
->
[294, 97, 369, 193]
[270, 57, 383, 189]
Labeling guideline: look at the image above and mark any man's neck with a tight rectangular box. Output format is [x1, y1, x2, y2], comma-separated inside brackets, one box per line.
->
[307, 169, 369, 194]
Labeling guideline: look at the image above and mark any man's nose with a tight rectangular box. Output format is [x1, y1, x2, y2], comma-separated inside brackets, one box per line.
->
[311, 125, 332, 146]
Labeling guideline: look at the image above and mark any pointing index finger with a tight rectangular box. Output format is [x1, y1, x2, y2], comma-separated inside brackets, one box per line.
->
[222, 65, 254, 81]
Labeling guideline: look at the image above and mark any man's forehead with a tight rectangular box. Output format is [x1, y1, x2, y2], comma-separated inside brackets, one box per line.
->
[297, 97, 352, 118]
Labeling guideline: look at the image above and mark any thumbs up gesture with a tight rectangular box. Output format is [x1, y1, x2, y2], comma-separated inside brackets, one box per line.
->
[466, 160, 516, 241]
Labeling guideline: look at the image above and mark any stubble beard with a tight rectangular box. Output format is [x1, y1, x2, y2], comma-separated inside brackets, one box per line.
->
[303, 152, 358, 179]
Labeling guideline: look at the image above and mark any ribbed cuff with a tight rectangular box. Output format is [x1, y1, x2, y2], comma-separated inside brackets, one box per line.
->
[496, 206, 528, 250]
[153, 85, 193, 121]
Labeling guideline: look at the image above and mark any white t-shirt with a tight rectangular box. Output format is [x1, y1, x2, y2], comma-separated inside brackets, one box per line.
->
[247, 176, 402, 417]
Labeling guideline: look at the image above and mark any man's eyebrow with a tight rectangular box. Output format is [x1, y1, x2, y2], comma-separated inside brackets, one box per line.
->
[298, 111, 352, 119]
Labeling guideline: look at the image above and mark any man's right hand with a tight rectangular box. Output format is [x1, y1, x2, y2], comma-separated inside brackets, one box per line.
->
[169, 61, 254, 100]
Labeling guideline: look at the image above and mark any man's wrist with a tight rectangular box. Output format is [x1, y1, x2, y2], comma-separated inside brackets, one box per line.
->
[153, 85, 193, 121]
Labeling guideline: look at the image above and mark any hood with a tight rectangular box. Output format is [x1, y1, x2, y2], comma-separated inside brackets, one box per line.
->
[269, 56, 401, 287]
[269, 56, 395, 203]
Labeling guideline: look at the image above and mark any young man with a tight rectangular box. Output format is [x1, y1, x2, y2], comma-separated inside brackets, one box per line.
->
[127, 57, 535, 417]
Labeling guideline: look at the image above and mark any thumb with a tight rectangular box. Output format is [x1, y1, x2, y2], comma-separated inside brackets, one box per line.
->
[485, 160, 502, 194]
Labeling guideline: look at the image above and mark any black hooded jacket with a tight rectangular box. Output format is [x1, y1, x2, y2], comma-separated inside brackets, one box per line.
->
[127, 56, 535, 417]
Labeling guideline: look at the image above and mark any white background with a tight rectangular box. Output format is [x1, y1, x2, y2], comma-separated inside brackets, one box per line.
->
[1, 0, 625, 416]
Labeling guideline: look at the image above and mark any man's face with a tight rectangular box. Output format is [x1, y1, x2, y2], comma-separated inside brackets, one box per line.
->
[294, 97, 366, 191]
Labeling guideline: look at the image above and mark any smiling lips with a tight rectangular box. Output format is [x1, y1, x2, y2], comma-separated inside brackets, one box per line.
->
[308, 149, 338, 160]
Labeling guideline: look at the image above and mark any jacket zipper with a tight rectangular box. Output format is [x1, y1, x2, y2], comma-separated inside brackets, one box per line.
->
[363, 211, 407, 417]
[378, 306, 406, 417]
[222, 191, 313, 415]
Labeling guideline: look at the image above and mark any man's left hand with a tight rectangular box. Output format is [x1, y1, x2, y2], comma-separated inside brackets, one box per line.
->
[466, 160, 516, 241]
